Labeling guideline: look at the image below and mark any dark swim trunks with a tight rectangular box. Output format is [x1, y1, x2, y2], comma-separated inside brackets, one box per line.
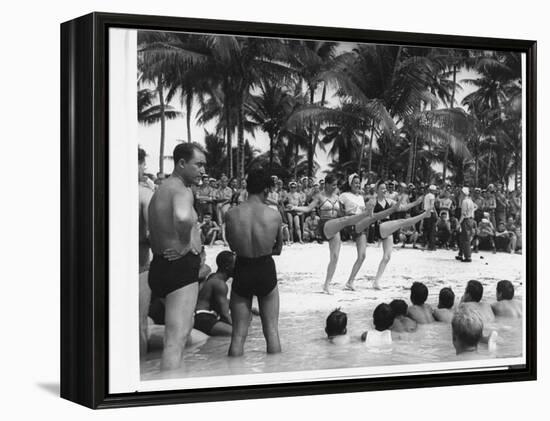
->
[343, 224, 366, 240]
[317, 219, 332, 241]
[148, 252, 201, 298]
[232, 255, 277, 299]
[193, 310, 220, 334]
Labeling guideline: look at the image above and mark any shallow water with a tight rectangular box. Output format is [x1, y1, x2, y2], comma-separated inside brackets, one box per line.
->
[141, 307, 523, 381]
[141, 245, 524, 381]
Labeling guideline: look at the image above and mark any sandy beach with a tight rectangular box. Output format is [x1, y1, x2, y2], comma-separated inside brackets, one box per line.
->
[204, 241, 524, 314]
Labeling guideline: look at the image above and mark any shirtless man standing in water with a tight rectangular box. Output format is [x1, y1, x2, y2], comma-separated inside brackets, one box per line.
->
[225, 167, 283, 356]
[148, 143, 206, 372]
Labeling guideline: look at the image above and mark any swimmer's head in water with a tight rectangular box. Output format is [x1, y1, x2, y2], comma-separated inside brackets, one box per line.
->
[173, 142, 207, 185]
[325, 308, 347, 337]
[438, 287, 455, 309]
[389, 299, 408, 317]
[410, 282, 429, 306]
[246, 167, 272, 195]
[464, 280, 483, 303]
[496, 280, 515, 301]
[373, 303, 394, 331]
[452, 305, 483, 350]
[216, 251, 235, 277]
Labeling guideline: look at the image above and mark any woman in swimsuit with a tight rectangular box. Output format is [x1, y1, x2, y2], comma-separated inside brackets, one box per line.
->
[285, 181, 304, 243]
[371, 182, 429, 289]
[339, 174, 370, 291]
[291, 175, 399, 294]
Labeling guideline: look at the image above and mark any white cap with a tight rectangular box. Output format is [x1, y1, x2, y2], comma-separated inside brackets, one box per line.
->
[462, 186, 470, 195]
[429, 184, 437, 191]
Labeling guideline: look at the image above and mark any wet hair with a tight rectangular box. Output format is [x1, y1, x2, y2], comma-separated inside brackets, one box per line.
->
[324, 174, 336, 185]
[216, 251, 235, 274]
[452, 305, 483, 347]
[438, 287, 455, 309]
[246, 167, 272, 194]
[410, 282, 429, 306]
[497, 280, 515, 300]
[173, 142, 205, 165]
[389, 299, 408, 317]
[373, 303, 395, 331]
[325, 308, 347, 337]
[465, 280, 483, 302]
[138, 147, 146, 164]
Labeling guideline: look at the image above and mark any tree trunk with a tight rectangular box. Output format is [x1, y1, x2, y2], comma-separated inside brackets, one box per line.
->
[357, 130, 367, 173]
[186, 92, 192, 143]
[486, 145, 492, 185]
[442, 145, 449, 184]
[294, 140, 299, 180]
[225, 106, 233, 178]
[367, 121, 375, 174]
[307, 86, 316, 178]
[237, 99, 245, 181]
[442, 64, 457, 184]
[269, 133, 275, 171]
[157, 76, 166, 174]
[406, 136, 416, 183]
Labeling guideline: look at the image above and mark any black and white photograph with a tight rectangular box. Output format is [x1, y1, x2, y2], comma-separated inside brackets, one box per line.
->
[103, 24, 529, 393]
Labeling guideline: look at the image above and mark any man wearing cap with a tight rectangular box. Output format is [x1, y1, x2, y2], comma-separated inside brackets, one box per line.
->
[456, 186, 477, 262]
[196, 174, 214, 220]
[422, 185, 438, 251]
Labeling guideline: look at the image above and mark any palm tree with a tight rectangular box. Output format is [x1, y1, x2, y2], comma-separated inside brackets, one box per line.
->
[138, 31, 207, 173]
[138, 88, 182, 126]
[246, 81, 296, 170]
[462, 51, 522, 186]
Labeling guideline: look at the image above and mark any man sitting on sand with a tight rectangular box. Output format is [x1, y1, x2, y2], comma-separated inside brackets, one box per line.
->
[193, 251, 235, 336]
[407, 282, 435, 324]
[399, 215, 419, 248]
[325, 308, 350, 345]
[361, 303, 394, 345]
[199, 212, 220, 246]
[225, 166, 283, 356]
[491, 280, 522, 318]
[433, 287, 455, 323]
[460, 280, 495, 323]
[389, 299, 417, 332]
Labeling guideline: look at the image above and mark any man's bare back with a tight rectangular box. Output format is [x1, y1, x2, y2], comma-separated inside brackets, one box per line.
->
[226, 169, 283, 356]
[407, 304, 435, 324]
[491, 300, 522, 318]
[225, 200, 282, 257]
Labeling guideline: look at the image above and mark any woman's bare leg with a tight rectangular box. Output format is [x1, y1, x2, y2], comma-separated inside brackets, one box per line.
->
[355, 203, 400, 232]
[293, 214, 303, 243]
[378, 211, 429, 239]
[323, 211, 383, 239]
[286, 212, 294, 242]
[373, 236, 394, 290]
[344, 234, 367, 290]
[323, 233, 341, 294]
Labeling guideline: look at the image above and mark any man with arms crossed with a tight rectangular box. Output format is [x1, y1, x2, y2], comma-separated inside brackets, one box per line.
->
[225, 167, 283, 356]
[148, 143, 206, 371]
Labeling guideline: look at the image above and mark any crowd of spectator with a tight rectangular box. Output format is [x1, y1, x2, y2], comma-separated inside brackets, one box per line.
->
[143, 170, 522, 254]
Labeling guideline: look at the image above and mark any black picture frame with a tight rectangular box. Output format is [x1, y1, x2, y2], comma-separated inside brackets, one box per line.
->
[60, 11, 537, 409]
